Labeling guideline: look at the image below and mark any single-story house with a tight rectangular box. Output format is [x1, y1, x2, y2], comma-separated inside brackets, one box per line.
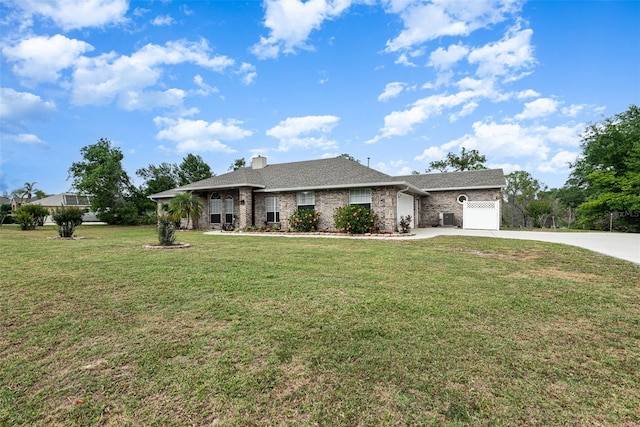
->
[25, 193, 99, 223]
[149, 156, 506, 232]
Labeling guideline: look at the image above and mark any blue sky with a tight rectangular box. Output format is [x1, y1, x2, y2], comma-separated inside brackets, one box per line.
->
[1, 0, 638, 195]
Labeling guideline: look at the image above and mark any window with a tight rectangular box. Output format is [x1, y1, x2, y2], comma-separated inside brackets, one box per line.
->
[296, 191, 315, 210]
[457, 194, 468, 204]
[349, 188, 371, 209]
[210, 193, 221, 223]
[225, 195, 234, 223]
[266, 196, 280, 222]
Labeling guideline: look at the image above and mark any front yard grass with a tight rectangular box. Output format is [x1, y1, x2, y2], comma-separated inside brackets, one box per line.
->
[1, 225, 639, 426]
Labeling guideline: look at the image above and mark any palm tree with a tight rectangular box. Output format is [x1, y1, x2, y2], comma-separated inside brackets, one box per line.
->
[19, 182, 38, 202]
[168, 191, 203, 229]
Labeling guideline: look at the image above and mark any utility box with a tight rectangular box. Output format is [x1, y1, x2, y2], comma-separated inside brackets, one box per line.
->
[439, 212, 455, 226]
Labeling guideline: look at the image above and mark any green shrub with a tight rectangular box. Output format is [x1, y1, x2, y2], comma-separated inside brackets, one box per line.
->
[15, 208, 37, 230]
[52, 206, 84, 237]
[288, 209, 320, 232]
[16, 204, 49, 227]
[333, 205, 379, 234]
[157, 214, 176, 246]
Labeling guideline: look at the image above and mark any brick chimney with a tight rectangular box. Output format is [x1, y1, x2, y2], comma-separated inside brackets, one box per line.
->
[251, 155, 267, 169]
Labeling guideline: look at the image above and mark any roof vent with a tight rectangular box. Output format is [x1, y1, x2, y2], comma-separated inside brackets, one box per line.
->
[251, 155, 267, 169]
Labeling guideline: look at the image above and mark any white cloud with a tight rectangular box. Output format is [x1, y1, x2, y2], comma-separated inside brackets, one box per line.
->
[71, 39, 234, 108]
[251, 0, 353, 59]
[489, 162, 524, 174]
[154, 117, 252, 153]
[119, 88, 186, 111]
[561, 104, 586, 117]
[537, 150, 579, 174]
[14, 0, 129, 31]
[414, 146, 446, 162]
[378, 82, 405, 101]
[428, 43, 469, 70]
[468, 26, 535, 80]
[437, 119, 584, 166]
[0, 88, 56, 122]
[368, 90, 476, 143]
[395, 53, 417, 67]
[462, 120, 551, 160]
[238, 63, 257, 85]
[193, 75, 219, 96]
[2, 34, 94, 83]
[385, 0, 521, 52]
[515, 97, 558, 120]
[516, 89, 540, 99]
[266, 115, 340, 151]
[152, 15, 174, 26]
[6, 133, 47, 146]
[542, 122, 585, 146]
[133, 7, 149, 17]
[449, 101, 479, 122]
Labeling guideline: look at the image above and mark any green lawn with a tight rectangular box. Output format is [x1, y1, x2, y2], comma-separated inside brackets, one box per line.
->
[1, 225, 639, 426]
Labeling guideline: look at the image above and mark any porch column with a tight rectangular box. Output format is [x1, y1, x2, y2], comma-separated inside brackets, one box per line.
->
[238, 187, 252, 229]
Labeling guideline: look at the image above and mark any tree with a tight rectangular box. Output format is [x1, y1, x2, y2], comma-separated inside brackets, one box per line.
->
[14, 205, 48, 229]
[136, 162, 179, 196]
[338, 153, 360, 163]
[34, 189, 47, 200]
[526, 195, 554, 228]
[229, 158, 246, 171]
[0, 204, 12, 225]
[428, 147, 487, 172]
[168, 191, 203, 229]
[502, 171, 543, 228]
[177, 154, 213, 185]
[68, 138, 136, 224]
[52, 206, 84, 237]
[20, 182, 38, 201]
[568, 105, 640, 231]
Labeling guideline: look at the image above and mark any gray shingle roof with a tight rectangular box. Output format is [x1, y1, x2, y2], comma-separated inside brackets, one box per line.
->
[149, 158, 505, 199]
[396, 169, 506, 191]
[150, 157, 428, 198]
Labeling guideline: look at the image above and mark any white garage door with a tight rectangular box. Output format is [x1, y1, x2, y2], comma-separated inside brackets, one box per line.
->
[463, 200, 500, 230]
[397, 192, 414, 229]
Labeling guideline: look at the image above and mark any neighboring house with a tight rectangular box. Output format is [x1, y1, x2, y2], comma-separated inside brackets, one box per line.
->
[149, 156, 506, 232]
[25, 193, 99, 222]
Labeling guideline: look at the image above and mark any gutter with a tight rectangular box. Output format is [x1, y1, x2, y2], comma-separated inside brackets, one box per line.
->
[254, 181, 429, 196]
[421, 184, 505, 192]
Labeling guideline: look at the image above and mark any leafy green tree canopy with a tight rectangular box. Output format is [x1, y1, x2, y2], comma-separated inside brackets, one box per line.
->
[178, 154, 213, 185]
[503, 171, 544, 228]
[136, 162, 179, 196]
[569, 105, 640, 231]
[68, 138, 135, 224]
[427, 147, 487, 172]
[229, 158, 246, 171]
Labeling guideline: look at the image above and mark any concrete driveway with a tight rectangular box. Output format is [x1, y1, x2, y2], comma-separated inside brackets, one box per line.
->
[410, 228, 640, 265]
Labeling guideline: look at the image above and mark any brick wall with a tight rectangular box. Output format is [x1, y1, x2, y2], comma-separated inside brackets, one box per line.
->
[254, 187, 404, 232]
[418, 188, 502, 228]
